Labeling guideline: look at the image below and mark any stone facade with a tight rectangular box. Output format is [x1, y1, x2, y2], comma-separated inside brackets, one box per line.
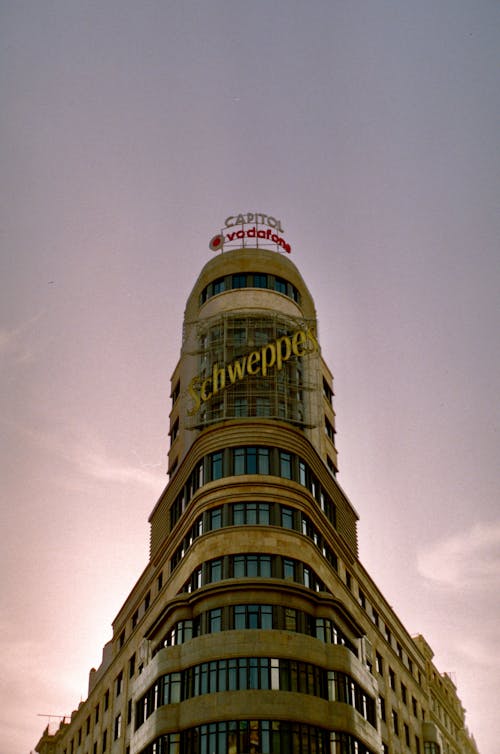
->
[36, 247, 479, 754]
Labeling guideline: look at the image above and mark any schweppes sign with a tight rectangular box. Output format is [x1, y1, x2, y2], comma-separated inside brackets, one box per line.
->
[188, 326, 319, 416]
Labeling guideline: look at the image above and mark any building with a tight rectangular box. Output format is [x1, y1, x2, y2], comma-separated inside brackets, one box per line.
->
[36, 232, 479, 754]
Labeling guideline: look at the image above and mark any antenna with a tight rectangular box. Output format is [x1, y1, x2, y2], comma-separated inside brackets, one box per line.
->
[37, 713, 70, 722]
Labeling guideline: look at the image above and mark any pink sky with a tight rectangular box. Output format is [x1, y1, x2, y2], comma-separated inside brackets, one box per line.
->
[1, 2, 498, 753]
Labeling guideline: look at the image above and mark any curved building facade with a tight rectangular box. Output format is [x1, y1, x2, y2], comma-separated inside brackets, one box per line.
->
[36, 244, 479, 754]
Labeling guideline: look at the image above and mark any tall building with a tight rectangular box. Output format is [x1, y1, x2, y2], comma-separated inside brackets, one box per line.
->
[36, 228, 479, 754]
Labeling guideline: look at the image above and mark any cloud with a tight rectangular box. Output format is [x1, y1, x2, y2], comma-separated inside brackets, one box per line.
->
[78, 446, 165, 490]
[417, 521, 500, 589]
[0, 312, 44, 366]
[454, 635, 500, 669]
[7, 420, 165, 492]
[0, 622, 80, 753]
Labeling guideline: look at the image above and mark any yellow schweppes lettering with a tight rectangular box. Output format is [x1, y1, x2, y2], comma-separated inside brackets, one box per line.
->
[188, 327, 319, 416]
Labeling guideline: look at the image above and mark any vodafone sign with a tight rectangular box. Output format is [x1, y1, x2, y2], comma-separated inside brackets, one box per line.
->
[209, 212, 291, 254]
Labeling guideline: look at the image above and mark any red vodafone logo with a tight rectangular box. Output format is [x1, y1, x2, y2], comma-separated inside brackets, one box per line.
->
[209, 234, 224, 252]
[208, 212, 292, 254]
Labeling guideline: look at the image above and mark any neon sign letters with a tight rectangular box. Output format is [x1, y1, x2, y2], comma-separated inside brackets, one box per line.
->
[209, 212, 291, 254]
[188, 326, 318, 416]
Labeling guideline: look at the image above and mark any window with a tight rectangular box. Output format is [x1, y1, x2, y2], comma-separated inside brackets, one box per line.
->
[322, 378, 333, 404]
[132, 610, 138, 629]
[255, 396, 270, 416]
[345, 570, 352, 590]
[167, 446, 342, 532]
[165, 620, 195, 647]
[284, 608, 297, 631]
[234, 397, 248, 416]
[233, 502, 270, 525]
[210, 559, 223, 582]
[210, 451, 223, 480]
[116, 671, 123, 697]
[234, 604, 273, 630]
[104, 690, 109, 710]
[232, 273, 247, 288]
[137, 657, 368, 736]
[201, 275, 298, 305]
[208, 608, 222, 633]
[378, 695, 386, 721]
[171, 380, 180, 404]
[404, 723, 410, 746]
[129, 653, 136, 678]
[327, 671, 376, 726]
[279, 451, 292, 479]
[114, 714, 122, 740]
[180, 553, 327, 594]
[281, 507, 294, 529]
[314, 618, 357, 654]
[233, 446, 269, 475]
[299, 460, 307, 486]
[213, 277, 225, 295]
[254, 329, 269, 345]
[376, 652, 383, 675]
[327, 455, 337, 476]
[157, 605, 358, 660]
[119, 630, 125, 648]
[209, 506, 223, 529]
[185, 566, 202, 592]
[358, 589, 366, 609]
[258, 447, 270, 474]
[392, 709, 399, 735]
[401, 682, 407, 704]
[137, 665, 375, 734]
[234, 447, 246, 474]
[209, 400, 223, 420]
[94, 704, 99, 724]
[233, 554, 272, 578]
[165, 672, 182, 704]
[274, 277, 287, 294]
[102, 730, 107, 752]
[389, 667, 396, 691]
[283, 558, 295, 580]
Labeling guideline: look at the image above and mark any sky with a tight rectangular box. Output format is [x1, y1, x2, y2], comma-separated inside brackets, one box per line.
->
[0, 1, 498, 752]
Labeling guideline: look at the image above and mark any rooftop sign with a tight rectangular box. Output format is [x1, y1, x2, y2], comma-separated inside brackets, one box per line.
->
[188, 325, 318, 415]
[209, 212, 291, 254]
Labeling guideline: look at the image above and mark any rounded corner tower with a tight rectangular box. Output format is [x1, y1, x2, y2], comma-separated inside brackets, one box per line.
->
[145, 242, 372, 752]
[168, 247, 336, 478]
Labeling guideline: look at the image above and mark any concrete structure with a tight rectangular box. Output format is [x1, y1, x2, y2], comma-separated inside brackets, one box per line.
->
[36, 245, 479, 754]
